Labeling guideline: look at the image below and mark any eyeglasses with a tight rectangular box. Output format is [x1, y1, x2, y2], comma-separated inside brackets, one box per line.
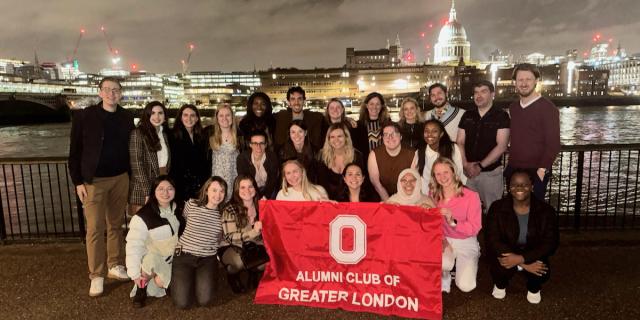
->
[250, 142, 266, 146]
[400, 178, 417, 184]
[382, 132, 399, 139]
[101, 87, 122, 94]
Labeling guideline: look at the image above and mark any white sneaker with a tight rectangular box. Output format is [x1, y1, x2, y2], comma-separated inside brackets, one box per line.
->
[492, 285, 506, 299]
[108, 265, 129, 281]
[527, 290, 541, 304]
[89, 277, 104, 297]
[441, 272, 451, 293]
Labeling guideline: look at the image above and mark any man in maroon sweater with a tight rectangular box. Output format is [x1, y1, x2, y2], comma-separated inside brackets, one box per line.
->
[506, 64, 560, 200]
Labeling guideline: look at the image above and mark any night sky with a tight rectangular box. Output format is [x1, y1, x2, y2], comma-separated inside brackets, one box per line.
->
[1, 0, 638, 73]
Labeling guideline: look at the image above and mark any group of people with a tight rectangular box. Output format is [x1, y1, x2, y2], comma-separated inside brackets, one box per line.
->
[68, 62, 560, 310]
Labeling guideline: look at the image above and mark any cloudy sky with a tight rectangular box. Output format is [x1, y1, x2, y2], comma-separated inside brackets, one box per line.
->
[1, 0, 638, 73]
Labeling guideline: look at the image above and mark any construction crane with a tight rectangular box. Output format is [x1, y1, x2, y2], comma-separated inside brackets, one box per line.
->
[68, 28, 85, 68]
[181, 43, 195, 74]
[100, 25, 121, 68]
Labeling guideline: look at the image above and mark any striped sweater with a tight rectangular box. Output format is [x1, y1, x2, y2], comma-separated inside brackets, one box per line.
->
[177, 199, 225, 257]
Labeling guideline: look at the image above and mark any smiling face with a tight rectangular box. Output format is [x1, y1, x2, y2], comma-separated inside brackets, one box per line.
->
[366, 96, 382, 120]
[509, 172, 533, 202]
[382, 126, 401, 150]
[433, 162, 455, 188]
[328, 127, 346, 150]
[400, 172, 417, 196]
[288, 92, 305, 114]
[238, 179, 256, 202]
[343, 165, 364, 190]
[155, 180, 175, 208]
[216, 106, 233, 130]
[289, 124, 306, 147]
[249, 134, 267, 157]
[515, 70, 538, 98]
[327, 101, 344, 123]
[149, 105, 165, 128]
[181, 107, 198, 130]
[283, 162, 303, 188]
[252, 96, 266, 117]
[429, 87, 447, 108]
[424, 122, 444, 150]
[207, 181, 226, 207]
[98, 80, 122, 109]
[402, 101, 418, 122]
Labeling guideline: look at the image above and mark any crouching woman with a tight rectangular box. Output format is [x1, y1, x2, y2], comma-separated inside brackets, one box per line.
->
[220, 175, 267, 293]
[171, 176, 228, 309]
[125, 175, 180, 308]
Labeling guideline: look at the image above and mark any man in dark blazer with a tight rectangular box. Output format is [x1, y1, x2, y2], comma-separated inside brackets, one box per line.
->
[273, 86, 324, 152]
[68, 76, 134, 297]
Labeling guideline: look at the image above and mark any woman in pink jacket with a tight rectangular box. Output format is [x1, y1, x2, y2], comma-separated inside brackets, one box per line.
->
[430, 157, 482, 294]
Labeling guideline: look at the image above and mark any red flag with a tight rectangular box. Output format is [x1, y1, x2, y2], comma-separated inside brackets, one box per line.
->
[255, 200, 443, 320]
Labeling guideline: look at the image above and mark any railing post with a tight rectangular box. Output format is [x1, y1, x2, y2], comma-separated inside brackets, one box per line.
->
[573, 151, 584, 230]
[0, 190, 6, 243]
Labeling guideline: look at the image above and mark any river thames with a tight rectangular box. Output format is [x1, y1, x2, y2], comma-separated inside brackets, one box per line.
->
[0, 105, 639, 158]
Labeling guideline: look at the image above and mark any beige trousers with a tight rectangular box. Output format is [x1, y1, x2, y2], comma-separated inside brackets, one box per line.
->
[83, 173, 129, 279]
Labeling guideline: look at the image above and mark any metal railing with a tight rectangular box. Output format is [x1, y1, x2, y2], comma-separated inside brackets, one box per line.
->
[0, 157, 84, 242]
[1, 144, 639, 242]
[547, 144, 640, 230]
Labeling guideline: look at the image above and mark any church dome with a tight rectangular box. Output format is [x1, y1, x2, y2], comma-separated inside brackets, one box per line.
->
[434, 0, 471, 64]
[438, 19, 468, 44]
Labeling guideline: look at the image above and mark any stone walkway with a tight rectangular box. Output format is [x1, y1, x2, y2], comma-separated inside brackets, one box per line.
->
[0, 230, 638, 319]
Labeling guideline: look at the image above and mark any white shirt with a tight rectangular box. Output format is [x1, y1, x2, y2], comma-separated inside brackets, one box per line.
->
[156, 126, 169, 168]
[421, 144, 467, 194]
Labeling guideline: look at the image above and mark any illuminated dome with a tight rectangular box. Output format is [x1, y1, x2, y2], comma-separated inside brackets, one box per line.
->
[434, 0, 471, 64]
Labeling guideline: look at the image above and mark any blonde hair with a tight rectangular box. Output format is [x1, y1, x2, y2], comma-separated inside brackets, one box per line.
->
[429, 157, 464, 203]
[280, 159, 322, 200]
[321, 124, 355, 168]
[398, 97, 424, 124]
[209, 103, 238, 151]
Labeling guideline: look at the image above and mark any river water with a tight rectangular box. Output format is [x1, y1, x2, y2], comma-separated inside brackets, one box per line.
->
[0, 105, 639, 158]
[1, 105, 638, 237]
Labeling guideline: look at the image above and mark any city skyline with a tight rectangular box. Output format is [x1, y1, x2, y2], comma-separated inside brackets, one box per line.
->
[2, 0, 639, 73]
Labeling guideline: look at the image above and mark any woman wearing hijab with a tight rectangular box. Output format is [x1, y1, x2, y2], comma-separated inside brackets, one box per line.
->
[386, 168, 434, 208]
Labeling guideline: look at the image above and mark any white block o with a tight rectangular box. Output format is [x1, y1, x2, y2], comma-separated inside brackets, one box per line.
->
[329, 215, 367, 264]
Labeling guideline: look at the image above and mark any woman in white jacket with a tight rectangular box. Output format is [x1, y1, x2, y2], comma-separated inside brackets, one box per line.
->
[125, 175, 180, 308]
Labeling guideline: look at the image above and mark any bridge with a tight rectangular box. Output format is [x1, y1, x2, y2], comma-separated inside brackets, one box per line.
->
[0, 92, 71, 124]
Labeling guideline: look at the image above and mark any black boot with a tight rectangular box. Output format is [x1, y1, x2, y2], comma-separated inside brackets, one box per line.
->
[132, 285, 147, 308]
[248, 270, 263, 289]
[227, 273, 246, 294]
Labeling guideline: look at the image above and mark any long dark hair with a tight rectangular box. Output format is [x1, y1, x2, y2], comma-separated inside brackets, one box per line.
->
[359, 92, 389, 123]
[138, 101, 169, 152]
[225, 175, 259, 229]
[338, 162, 377, 202]
[424, 119, 453, 159]
[144, 175, 177, 215]
[280, 120, 315, 166]
[173, 104, 203, 142]
[245, 92, 274, 120]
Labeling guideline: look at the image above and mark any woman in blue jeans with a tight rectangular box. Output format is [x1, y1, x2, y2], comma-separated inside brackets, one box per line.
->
[171, 176, 228, 309]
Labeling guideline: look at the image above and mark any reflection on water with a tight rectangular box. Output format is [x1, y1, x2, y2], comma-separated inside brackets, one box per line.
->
[0, 105, 639, 158]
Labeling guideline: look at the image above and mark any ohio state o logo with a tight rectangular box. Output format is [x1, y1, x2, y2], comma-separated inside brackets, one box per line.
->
[329, 215, 366, 264]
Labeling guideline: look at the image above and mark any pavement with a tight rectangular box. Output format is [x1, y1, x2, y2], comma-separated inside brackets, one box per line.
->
[0, 230, 639, 320]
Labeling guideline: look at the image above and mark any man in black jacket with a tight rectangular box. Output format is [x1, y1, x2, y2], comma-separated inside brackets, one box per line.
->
[68, 77, 135, 297]
[273, 86, 324, 152]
